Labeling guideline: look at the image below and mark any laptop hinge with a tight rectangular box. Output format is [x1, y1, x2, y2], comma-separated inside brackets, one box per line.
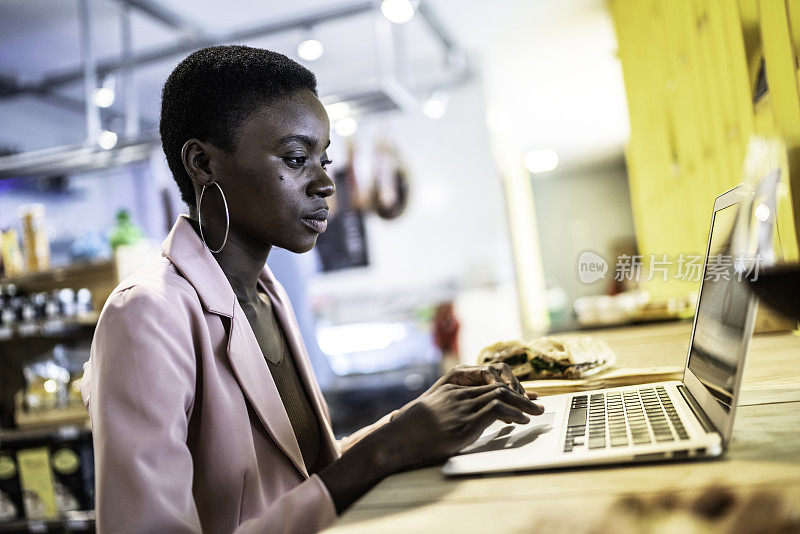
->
[677, 384, 715, 433]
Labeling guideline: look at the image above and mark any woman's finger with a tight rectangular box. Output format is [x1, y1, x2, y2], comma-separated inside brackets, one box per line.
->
[470, 384, 542, 415]
[453, 382, 531, 403]
[445, 364, 524, 395]
[476, 367, 497, 384]
[469, 399, 530, 430]
[490, 362, 525, 395]
[453, 382, 509, 397]
[447, 365, 508, 389]
[479, 366, 512, 391]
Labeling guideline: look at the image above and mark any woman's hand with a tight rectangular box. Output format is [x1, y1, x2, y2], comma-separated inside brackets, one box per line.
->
[319, 381, 544, 513]
[424, 363, 538, 400]
[379, 382, 545, 471]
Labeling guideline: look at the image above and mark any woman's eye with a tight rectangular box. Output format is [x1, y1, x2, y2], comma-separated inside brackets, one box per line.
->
[321, 159, 333, 170]
[284, 156, 307, 168]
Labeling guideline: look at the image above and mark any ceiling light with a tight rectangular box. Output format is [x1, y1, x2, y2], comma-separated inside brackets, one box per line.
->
[524, 148, 559, 174]
[381, 0, 416, 24]
[423, 91, 448, 119]
[754, 202, 771, 222]
[92, 74, 116, 108]
[324, 102, 351, 121]
[423, 99, 445, 119]
[92, 87, 115, 108]
[297, 38, 324, 61]
[97, 130, 118, 150]
[334, 117, 358, 137]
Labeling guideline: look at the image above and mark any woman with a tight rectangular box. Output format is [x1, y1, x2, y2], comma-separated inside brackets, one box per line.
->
[82, 45, 543, 533]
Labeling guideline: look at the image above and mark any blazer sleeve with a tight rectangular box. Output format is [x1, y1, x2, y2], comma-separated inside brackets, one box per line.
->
[87, 285, 202, 533]
[86, 285, 338, 534]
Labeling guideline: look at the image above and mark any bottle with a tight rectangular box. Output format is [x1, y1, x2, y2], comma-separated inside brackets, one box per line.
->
[32, 293, 47, 320]
[75, 288, 93, 316]
[0, 289, 14, 335]
[0, 229, 25, 277]
[109, 209, 144, 249]
[58, 289, 76, 318]
[45, 291, 60, 319]
[18, 296, 37, 337]
[19, 204, 50, 272]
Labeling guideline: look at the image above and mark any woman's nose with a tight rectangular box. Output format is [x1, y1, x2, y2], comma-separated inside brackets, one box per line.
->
[308, 168, 335, 198]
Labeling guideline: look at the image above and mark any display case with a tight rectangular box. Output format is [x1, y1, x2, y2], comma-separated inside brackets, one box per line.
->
[0, 260, 118, 532]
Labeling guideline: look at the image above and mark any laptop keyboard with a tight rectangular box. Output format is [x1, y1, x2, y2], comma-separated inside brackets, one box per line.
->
[564, 386, 690, 453]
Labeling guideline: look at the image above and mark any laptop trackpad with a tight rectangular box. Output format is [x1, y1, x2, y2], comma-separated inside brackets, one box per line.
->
[458, 412, 556, 455]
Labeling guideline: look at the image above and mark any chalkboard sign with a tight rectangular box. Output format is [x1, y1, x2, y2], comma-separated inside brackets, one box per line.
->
[315, 166, 369, 271]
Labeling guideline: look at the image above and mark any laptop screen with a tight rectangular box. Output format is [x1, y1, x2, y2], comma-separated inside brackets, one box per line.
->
[686, 203, 751, 412]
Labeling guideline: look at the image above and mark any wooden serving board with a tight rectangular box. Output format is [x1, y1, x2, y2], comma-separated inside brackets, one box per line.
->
[521, 366, 684, 396]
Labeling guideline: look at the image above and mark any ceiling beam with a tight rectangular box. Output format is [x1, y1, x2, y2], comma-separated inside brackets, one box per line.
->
[0, 0, 375, 99]
[0, 69, 151, 130]
[416, 1, 456, 52]
[117, 0, 211, 39]
[19, 87, 154, 132]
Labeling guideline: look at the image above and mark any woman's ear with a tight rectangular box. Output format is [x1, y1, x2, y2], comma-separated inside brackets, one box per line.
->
[181, 139, 214, 186]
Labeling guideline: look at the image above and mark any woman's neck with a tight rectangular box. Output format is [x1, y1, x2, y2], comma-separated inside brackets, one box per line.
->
[187, 216, 271, 304]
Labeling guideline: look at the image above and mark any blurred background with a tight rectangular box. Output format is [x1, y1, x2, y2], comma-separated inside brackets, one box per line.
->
[0, 0, 798, 528]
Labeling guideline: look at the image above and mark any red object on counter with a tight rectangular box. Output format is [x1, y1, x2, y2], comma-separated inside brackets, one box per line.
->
[433, 302, 460, 355]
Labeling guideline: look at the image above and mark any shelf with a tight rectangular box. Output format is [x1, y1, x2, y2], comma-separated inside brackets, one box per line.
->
[1, 259, 118, 313]
[0, 260, 114, 288]
[12, 408, 90, 436]
[0, 313, 98, 343]
[0, 510, 95, 533]
[0, 421, 90, 443]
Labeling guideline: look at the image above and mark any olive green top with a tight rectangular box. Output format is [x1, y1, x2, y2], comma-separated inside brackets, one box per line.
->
[240, 292, 321, 472]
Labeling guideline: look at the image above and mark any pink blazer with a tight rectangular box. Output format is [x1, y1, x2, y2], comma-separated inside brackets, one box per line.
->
[82, 216, 389, 533]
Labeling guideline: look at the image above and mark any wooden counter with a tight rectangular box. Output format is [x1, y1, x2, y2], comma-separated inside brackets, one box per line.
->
[326, 321, 800, 533]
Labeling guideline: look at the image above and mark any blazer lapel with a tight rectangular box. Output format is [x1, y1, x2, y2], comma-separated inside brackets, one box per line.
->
[226, 303, 308, 477]
[161, 216, 308, 478]
[259, 267, 340, 462]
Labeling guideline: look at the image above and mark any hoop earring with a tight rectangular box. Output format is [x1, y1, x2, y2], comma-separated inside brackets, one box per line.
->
[198, 181, 229, 254]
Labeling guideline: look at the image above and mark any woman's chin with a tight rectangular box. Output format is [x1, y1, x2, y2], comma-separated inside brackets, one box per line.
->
[282, 237, 318, 254]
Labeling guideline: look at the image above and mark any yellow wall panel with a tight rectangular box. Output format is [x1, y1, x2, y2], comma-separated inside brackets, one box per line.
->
[610, 0, 800, 297]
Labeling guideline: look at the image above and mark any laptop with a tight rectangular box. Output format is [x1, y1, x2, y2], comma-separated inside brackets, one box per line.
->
[443, 186, 759, 476]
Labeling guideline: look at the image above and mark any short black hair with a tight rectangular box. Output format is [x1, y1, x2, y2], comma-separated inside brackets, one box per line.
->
[160, 45, 317, 208]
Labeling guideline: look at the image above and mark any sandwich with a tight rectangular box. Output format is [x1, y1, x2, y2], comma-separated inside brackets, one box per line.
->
[478, 335, 615, 380]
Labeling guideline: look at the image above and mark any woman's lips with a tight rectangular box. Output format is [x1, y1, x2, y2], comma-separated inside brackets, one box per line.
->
[303, 208, 329, 233]
[302, 217, 328, 233]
